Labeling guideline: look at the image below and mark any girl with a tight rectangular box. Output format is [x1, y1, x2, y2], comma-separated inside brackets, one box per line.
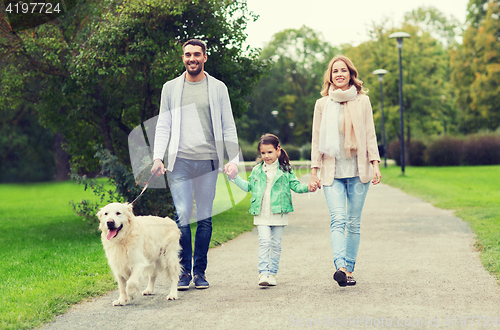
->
[229, 134, 316, 286]
[309, 55, 381, 287]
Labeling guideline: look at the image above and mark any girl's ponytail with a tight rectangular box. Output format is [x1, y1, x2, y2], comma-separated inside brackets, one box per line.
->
[278, 147, 292, 173]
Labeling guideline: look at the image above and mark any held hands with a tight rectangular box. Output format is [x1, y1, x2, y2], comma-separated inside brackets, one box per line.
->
[224, 162, 238, 180]
[308, 173, 321, 192]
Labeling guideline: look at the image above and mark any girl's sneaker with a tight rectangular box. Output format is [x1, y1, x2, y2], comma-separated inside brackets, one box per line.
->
[259, 274, 269, 286]
[268, 274, 277, 286]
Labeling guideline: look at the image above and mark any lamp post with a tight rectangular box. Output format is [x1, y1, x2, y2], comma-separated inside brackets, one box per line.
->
[373, 69, 388, 168]
[271, 110, 279, 135]
[389, 31, 410, 174]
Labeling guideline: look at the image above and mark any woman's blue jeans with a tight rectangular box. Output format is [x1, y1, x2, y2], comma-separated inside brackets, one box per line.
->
[323, 176, 369, 273]
[169, 158, 218, 276]
[257, 225, 284, 276]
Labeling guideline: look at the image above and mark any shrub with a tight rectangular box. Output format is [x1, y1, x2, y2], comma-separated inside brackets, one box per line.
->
[386, 140, 426, 166]
[282, 144, 301, 160]
[408, 140, 427, 166]
[426, 136, 463, 166]
[301, 143, 311, 160]
[386, 140, 401, 165]
[463, 135, 500, 165]
[241, 144, 259, 161]
[70, 148, 175, 228]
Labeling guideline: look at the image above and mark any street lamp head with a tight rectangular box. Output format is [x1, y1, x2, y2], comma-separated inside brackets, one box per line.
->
[271, 110, 278, 118]
[289, 122, 295, 129]
[389, 32, 410, 49]
[373, 69, 389, 82]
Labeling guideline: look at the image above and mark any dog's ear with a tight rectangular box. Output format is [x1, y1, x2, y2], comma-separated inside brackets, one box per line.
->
[96, 208, 105, 231]
[124, 203, 135, 222]
[96, 208, 104, 221]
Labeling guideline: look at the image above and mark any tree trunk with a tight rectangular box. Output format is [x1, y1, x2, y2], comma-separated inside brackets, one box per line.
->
[54, 132, 70, 181]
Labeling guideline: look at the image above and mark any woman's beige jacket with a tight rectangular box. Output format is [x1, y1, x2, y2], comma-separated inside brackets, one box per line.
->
[311, 93, 380, 185]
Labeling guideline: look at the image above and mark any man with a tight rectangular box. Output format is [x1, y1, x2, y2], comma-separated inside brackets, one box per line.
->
[151, 39, 239, 290]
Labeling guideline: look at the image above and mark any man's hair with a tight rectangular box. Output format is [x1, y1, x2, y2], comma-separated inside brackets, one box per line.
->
[182, 39, 207, 54]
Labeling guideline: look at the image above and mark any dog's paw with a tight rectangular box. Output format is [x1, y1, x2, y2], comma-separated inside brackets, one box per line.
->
[142, 289, 154, 296]
[113, 298, 127, 306]
[166, 291, 178, 300]
[126, 282, 139, 300]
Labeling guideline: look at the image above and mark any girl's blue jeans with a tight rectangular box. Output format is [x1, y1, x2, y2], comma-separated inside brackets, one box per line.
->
[323, 176, 370, 273]
[257, 225, 284, 276]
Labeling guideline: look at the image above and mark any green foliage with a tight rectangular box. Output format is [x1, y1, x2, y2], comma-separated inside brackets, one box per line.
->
[70, 147, 174, 227]
[0, 103, 56, 182]
[343, 8, 459, 147]
[467, 0, 491, 28]
[380, 165, 500, 279]
[282, 144, 300, 161]
[387, 133, 500, 166]
[301, 143, 312, 161]
[240, 143, 259, 161]
[1, 0, 267, 174]
[239, 26, 339, 145]
[426, 136, 464, 166]
[387, 139, 427, 166]
[404, 6, 463, 47]
[452, 1, 500, 133]
[463, 134, 500, 165]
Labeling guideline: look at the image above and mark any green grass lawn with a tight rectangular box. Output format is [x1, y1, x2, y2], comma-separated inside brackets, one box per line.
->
[0, 179, 252, 330]
[380, 164, 500, 279]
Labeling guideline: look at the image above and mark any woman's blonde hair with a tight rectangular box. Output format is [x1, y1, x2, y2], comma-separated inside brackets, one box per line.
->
[320, 55, 366, 96]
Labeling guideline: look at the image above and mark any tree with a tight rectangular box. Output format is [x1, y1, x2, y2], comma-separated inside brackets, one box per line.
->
[467, 0, 493, 28]
[0, 0, 103, 177]
[342, 7, 460, 163]
[0, 0, 266, 173]
[404, 6, 463, 47]
[451, 0, 500, 132]
[240, 26, 338, 145]
[468, 1, 500, 130]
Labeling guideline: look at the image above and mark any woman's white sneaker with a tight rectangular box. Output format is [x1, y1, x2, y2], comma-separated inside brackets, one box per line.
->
[259, 274, 269, 286]
[268, 274, 277, 286]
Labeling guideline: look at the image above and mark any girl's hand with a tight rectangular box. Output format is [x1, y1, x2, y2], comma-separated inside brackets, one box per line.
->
[224, 162, 238, 179]
[372, 161, 382, 185]
[308, 182, 318, 192]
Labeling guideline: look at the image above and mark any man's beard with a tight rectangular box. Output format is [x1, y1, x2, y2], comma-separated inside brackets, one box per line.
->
[185, 62, 203, 76]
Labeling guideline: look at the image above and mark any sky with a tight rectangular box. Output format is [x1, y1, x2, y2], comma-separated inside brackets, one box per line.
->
[244, 0, 470, 49]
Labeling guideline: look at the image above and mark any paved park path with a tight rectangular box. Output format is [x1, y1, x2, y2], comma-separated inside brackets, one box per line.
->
[41, 176, 500, 329]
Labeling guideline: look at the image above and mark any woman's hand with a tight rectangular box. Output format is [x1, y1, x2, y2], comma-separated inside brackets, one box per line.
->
[371, 161, 381, 185]
[309, 168, 321, 191]
[308, 181, 318, 192]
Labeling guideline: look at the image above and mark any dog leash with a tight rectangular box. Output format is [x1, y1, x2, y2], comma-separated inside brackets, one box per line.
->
[131, 168, 161, 205]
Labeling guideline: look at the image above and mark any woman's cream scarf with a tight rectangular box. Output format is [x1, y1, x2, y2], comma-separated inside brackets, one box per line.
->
[318, 85, 358, 158]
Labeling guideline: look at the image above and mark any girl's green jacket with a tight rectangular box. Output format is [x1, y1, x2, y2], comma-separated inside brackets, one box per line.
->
[230, 162, 309, 216]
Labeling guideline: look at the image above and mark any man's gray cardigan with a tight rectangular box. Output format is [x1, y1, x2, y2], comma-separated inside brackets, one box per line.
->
[153, 71, 240, 172]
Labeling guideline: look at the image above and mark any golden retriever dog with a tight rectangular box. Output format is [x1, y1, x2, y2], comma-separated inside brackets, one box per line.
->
[97, 203, 181, 306]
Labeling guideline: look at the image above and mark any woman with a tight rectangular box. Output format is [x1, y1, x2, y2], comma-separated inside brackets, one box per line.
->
[309, 55, 381, 287]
